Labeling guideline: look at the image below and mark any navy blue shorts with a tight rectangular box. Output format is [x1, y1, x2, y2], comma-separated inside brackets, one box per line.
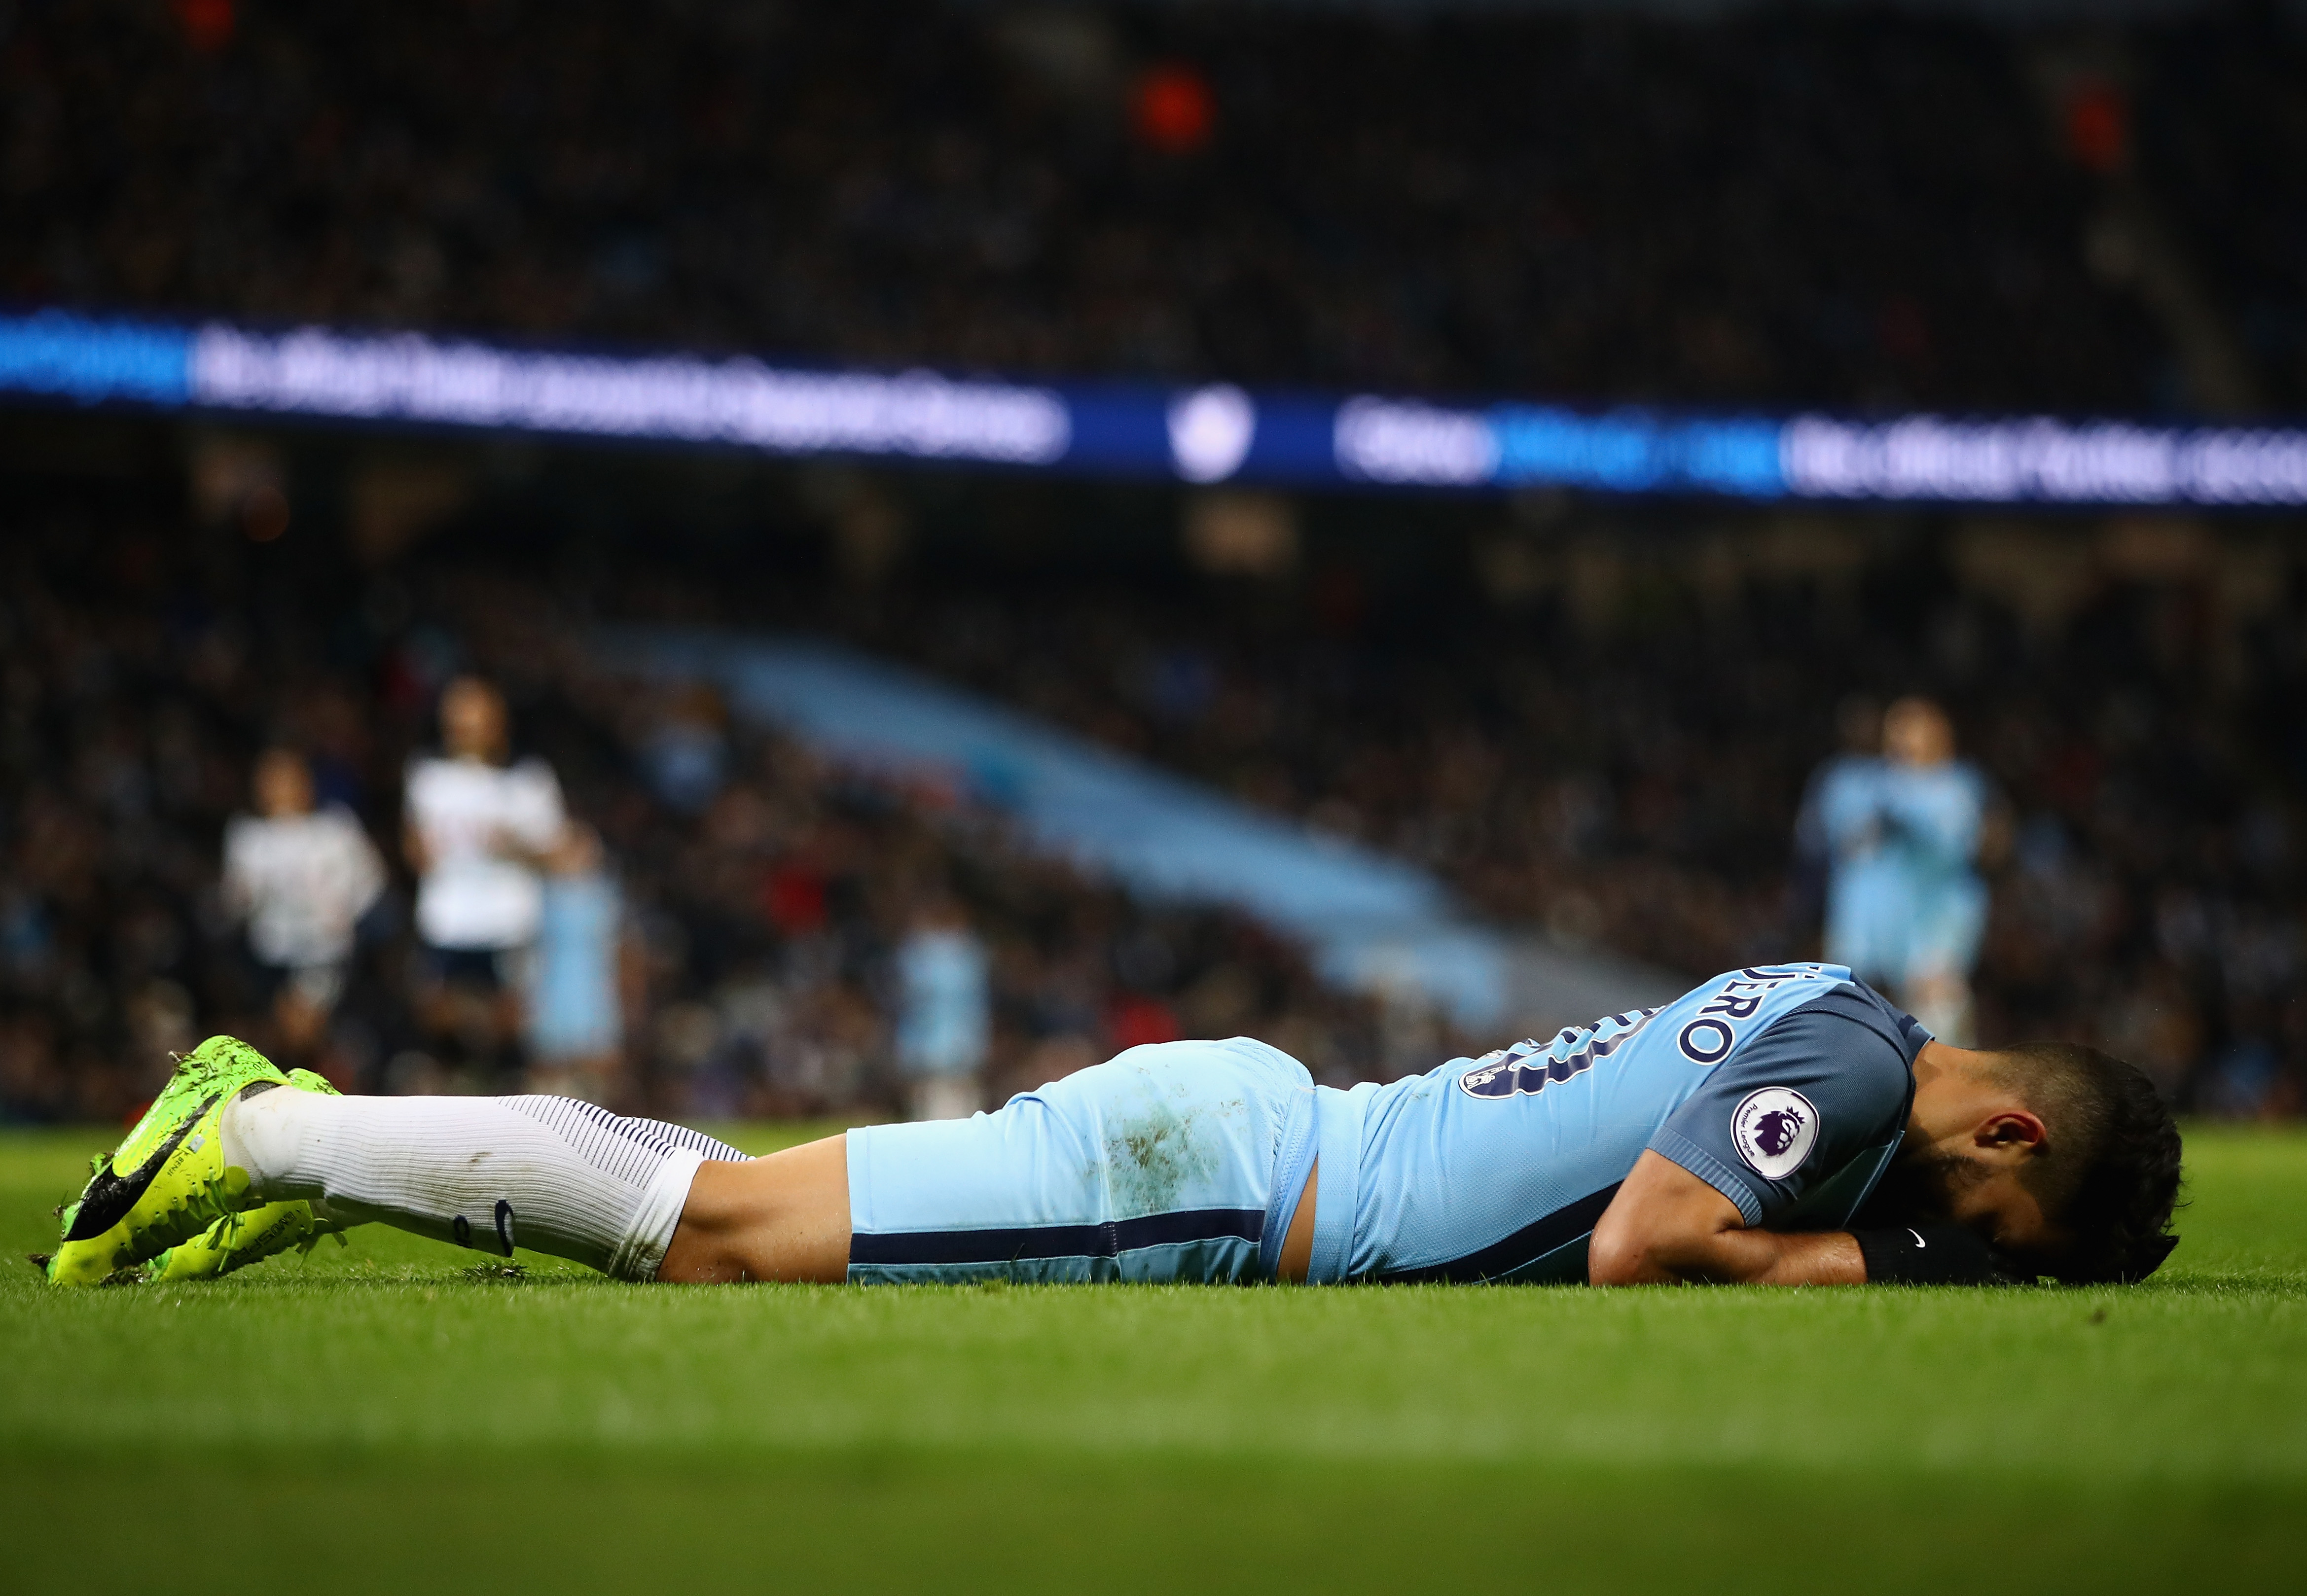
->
[420, 945, 510, 991]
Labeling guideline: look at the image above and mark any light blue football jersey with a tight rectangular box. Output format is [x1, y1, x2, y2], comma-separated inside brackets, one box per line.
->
[1822, 761, 1990, 985]
[1345, 963, 1925, 1282]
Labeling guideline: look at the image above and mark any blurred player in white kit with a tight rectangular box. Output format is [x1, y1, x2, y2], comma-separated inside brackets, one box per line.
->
[402, 676, 569, 1072]
[221, 747, 386, 1068]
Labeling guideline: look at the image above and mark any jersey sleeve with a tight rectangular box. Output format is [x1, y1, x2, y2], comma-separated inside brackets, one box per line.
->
[505, 760, 568, 851]
[1647, 993, 1916, 1228]
[219, 816, 257, 913]
[1879, 766, 1983, 869]
[1816, 763, 1882, 855]
[402, 761, 445, 847]
[326, 807, 388, 922]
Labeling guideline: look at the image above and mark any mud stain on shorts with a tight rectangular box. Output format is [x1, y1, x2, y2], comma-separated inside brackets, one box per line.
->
[1105, 1095, 1223, 1214]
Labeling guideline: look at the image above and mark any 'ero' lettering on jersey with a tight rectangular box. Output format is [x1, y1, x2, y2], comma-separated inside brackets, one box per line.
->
[1675, 964, 1834, 1066]
[1458, 1009, 1662, 1100]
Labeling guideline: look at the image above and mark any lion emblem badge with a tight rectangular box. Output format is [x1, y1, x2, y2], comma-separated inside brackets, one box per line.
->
[1730, 1087, 1819, 1181]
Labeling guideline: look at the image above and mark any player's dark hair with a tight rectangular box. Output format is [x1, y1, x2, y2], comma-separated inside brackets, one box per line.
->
[1986, 1042, 2182, 1284]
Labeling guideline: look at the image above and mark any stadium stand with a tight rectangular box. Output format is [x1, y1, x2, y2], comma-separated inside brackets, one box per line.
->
[713, 500, 2307, 1121]
[3, 433, 2296, 1122]
[0, 478, 1388, 1123]
[617, 628, 1527, 1033]
[2132, 8, 2307, 414]
[1, 0, 2302, 1124]
[11, 0, 2306, 415]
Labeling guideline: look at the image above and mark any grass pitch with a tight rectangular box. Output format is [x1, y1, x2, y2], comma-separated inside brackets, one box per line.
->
[4, 1123, 2303, 1594]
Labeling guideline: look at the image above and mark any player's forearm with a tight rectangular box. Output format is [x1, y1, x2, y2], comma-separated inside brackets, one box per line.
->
[1596, 1226, 1865, 1286]
[1696, 1227, 1865, 1285]
[1591, 1152, 1870, 1286]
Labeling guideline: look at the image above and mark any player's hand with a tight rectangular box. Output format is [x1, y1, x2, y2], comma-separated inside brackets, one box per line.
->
[1852, 1223, 2022, 1285]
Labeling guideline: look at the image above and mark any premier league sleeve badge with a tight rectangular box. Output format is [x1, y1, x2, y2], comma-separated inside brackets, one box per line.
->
[1731, 1088, 1819, 1181]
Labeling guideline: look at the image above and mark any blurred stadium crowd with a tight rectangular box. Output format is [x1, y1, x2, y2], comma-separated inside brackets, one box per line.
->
[1, 461, 2300, 1123]
[2, 0, 2304, 1126]
[6, 0, 2307, 413]
[814, 511, 2307, 1120]
[0, 488, 1385, 1124]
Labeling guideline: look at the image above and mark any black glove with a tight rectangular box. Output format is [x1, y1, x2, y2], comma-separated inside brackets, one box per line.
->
[1853, 1224, 2019, 1285]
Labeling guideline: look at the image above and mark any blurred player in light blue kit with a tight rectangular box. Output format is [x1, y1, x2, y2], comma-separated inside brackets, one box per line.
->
[894, 895, 991, 1122]
[1814, 696, 1988, 1046]
[523, 823, 623, 1103]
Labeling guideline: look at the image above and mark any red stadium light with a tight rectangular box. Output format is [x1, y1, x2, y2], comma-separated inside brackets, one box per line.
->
[2064, 81, 2128, 175]
[1133, 62, 1215, 154]
[171, 0, 235, 53]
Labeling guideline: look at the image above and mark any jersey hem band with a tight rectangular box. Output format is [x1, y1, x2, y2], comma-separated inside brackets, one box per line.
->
[1307, 1082, 1369, 1284]
[1260, 1078, 1320, 1280]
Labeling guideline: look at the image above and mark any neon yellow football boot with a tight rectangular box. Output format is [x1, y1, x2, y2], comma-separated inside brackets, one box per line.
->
[37, 1036, 289, 1285]
[141, 1199, 336, 1282]
[137, 1069, 354, 1282]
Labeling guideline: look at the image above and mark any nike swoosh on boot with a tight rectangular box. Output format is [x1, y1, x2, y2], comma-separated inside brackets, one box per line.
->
[61, 1093, 220, 1242]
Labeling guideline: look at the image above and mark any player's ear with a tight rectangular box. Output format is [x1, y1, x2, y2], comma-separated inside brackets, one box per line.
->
[1972, 1109, 2048, 1161]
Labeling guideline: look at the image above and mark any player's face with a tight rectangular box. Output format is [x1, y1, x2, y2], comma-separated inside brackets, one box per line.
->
[1932, 1154, 2066, 1269]
[442, 681, 506, 760]
[1883, 699, 1953, 766]
[1881, 1148, 2068, 1272]
[254, 751, 313, 817]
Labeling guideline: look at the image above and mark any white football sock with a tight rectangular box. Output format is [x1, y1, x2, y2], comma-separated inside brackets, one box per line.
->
[220, 1087, 749, 1280]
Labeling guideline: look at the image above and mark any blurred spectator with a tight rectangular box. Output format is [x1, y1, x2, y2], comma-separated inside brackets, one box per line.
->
[895, 896, 992, 1121]
[523, 823, 623, 1102]
[402, 676, 569, 1076]
[219, 747, 385, 1070]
